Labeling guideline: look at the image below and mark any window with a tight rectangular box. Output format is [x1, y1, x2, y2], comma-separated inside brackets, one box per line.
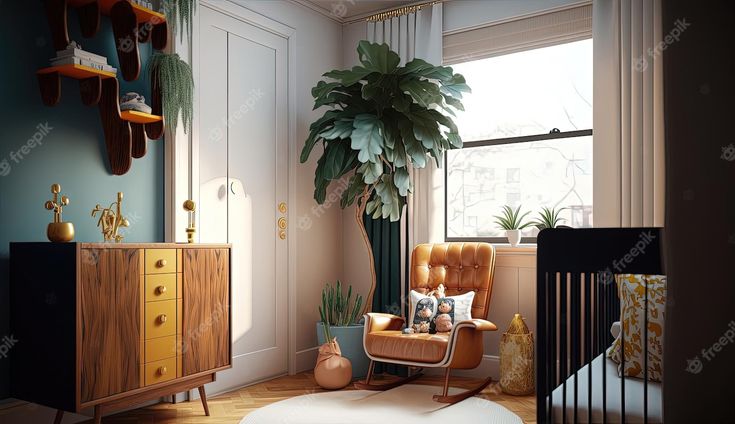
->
[445, 39, 593, 242]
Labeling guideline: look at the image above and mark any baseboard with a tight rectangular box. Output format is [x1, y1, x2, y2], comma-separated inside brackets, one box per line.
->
[423, 355, 500, 379]
[294, 346, 319, 373]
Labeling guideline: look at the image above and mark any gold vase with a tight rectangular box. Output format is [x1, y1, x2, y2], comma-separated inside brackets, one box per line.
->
[47, 222, 75, 243]
[499, 313, 534, 395]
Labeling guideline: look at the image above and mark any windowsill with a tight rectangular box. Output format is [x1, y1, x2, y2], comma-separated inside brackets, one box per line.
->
[494, 244, 537, 254]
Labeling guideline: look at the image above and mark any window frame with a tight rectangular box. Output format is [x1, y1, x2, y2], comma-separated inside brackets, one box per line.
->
[444, 128, 593, 244]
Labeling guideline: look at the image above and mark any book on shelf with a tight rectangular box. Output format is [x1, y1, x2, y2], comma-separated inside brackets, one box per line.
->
[50, 56, 117, 74]
[54, 48, 107, 65]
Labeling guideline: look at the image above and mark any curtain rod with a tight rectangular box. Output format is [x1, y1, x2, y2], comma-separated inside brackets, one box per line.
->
[364, 0, 443, 22]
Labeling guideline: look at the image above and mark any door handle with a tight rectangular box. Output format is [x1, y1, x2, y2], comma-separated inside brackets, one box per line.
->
[278, 202, 287, 240]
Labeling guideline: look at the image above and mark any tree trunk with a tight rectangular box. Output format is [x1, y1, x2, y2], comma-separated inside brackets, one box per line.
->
[356, 194, 377, 316]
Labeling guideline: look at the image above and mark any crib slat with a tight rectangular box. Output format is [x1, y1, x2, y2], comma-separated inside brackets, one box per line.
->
[601, 272, 608, 424]
[586, 272, 593, 424]
[560, 272, 568, 424]
[643, 277, 649, 424]
[571, 272, 580, 423]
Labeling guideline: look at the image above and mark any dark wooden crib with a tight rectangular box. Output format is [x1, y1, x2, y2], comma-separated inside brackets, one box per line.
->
[536, 228, 665, 423]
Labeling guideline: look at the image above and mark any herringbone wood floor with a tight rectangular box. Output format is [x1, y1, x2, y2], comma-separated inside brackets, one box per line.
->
[94, 372, 536, 423]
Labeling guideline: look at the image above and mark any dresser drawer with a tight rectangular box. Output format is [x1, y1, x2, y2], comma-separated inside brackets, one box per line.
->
[145, 357, 177, 386]
[144, 274, 177, 301]
[145, 335, 179, 363]
[145, 300, 177, 339]
[145, 249, 177, 274]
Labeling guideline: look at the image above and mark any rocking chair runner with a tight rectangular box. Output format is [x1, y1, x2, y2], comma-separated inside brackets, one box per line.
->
[356, 242, 498, 404]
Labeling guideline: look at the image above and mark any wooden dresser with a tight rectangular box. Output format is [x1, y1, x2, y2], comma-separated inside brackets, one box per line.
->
[9, 243, 231, 423]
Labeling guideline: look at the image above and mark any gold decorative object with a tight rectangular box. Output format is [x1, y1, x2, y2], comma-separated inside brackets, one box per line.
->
[91, 192, 130, 242]
[499, 313, 534, 395]
[44, 184, 75, 242]
[183, 199, 196, 243]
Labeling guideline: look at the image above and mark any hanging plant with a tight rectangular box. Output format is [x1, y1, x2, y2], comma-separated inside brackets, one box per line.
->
[147, 52, 194, 133]
[163, 0, 196, 42]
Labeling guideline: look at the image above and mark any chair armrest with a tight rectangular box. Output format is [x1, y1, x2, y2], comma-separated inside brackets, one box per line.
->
[455, 319, 498, 332]
[364, 313, 405, 333]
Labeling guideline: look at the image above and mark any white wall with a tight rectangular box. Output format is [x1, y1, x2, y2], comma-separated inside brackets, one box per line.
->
[228, 1, 344, 373]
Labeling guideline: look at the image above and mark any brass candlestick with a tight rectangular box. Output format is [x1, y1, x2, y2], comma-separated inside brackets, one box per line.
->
[44, 184, 75, 242]
[91, 192, 130, 242]
[183, 199, 196, 243]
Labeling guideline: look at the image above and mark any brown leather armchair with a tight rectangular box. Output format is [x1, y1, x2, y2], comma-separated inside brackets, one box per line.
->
[356, 242, 497, 404]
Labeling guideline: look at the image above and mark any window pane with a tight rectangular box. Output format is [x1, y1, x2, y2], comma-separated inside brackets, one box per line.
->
[451, 39, 593, 141]
[446, 136, 593, 239]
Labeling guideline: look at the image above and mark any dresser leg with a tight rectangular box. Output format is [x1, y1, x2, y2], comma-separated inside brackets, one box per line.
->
[198, 385, 210, 416]
[53, 410, 64, 424]
[93, 405, 102, 424]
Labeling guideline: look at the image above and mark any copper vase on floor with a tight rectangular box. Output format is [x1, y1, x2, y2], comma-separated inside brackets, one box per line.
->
[314, 338, 352, 390]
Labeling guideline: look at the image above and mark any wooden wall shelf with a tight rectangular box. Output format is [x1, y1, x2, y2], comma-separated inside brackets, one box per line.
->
[37, 65, 164, 175]
[39, 0, 167, 175]
[44, 0, 168, 81]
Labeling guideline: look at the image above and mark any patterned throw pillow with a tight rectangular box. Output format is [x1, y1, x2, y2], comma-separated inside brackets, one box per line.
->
[607, 274, 667, 382]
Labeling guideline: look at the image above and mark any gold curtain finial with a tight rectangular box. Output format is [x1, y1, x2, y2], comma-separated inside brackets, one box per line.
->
[365, 1, 440, 22]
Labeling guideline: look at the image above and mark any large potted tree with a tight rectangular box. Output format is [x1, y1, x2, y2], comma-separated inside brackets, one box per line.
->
[301, 40, 470, 330]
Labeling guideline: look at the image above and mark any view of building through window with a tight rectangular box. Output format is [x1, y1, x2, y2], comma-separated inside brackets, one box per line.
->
[446, 39, 593, 240]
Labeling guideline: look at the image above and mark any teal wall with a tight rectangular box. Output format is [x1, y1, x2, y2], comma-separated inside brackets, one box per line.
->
[0, 2, 165, 398]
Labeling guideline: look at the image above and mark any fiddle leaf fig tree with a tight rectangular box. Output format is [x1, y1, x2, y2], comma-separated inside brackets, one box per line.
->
[301, 41, 470, 312]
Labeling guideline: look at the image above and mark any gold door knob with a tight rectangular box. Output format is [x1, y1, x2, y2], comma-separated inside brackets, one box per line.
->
[156, 285, 167, 295]
[279, 230, 286, 240]
[277, 217, 287, 230]
[156, 259, 167, 268]
[158, 366, 168, 376]
[278, 202, 287, 213]
[158, 314, 167, 324]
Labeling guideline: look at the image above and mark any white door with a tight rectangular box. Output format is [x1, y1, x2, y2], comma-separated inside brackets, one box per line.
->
[197, 4, 289, 393]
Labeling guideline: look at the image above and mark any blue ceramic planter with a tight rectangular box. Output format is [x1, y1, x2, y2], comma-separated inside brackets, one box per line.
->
[316, 322, 370, 379]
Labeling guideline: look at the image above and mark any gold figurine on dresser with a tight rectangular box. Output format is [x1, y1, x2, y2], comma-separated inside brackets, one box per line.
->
[9, 243, 232, 424]
[44, 183, 75, 242]
[91, 192, 130, 242]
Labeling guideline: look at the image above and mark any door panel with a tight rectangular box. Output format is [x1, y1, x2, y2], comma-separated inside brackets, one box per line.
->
[198, 4, 289, 391]
[182, 249, 230, 375]
[79, 248, 141, 403]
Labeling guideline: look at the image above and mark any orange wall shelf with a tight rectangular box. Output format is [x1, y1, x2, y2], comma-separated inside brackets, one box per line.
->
[121, 110, 163, 124]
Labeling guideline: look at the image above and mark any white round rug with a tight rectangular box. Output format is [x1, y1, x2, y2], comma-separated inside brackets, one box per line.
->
[241, 384, 523, 424]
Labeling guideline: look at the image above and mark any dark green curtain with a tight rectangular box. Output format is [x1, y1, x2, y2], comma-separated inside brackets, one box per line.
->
[364, 213, 407, 376]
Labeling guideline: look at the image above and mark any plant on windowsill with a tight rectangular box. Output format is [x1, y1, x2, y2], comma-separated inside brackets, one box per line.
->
[301, 41, 470, 319]
[494, 205, 533, 247]
[315, 281, 361, 387]
[531, 206, 568, 230]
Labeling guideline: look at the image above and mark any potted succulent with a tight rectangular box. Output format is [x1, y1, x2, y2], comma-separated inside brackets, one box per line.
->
[532, 206, 568, 230]
[316, 281, 368, 379]
[300, 41, 470, 313]
[494, 205, 533, 247]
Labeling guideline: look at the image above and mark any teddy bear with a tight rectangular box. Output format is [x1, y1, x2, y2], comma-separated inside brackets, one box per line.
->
[434, 313, 453, 333]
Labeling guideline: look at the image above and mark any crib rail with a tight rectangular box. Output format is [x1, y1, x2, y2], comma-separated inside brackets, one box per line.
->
[536, 228, 664, 423]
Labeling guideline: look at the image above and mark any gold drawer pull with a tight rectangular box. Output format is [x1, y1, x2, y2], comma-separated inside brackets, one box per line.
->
[156, 259, 168, 268]
[158, 314, 168, 324]
[156, 285, 167, 295]
[158, 366, 168, 376]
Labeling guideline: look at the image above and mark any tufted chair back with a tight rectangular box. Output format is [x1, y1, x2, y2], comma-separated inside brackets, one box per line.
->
[410, 243, 496, 320]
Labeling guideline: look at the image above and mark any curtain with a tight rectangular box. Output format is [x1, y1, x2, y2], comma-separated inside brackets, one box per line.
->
[593, 0, 665, 227]
[366, 1, 443, 311]
[364, 3, 443, 375]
